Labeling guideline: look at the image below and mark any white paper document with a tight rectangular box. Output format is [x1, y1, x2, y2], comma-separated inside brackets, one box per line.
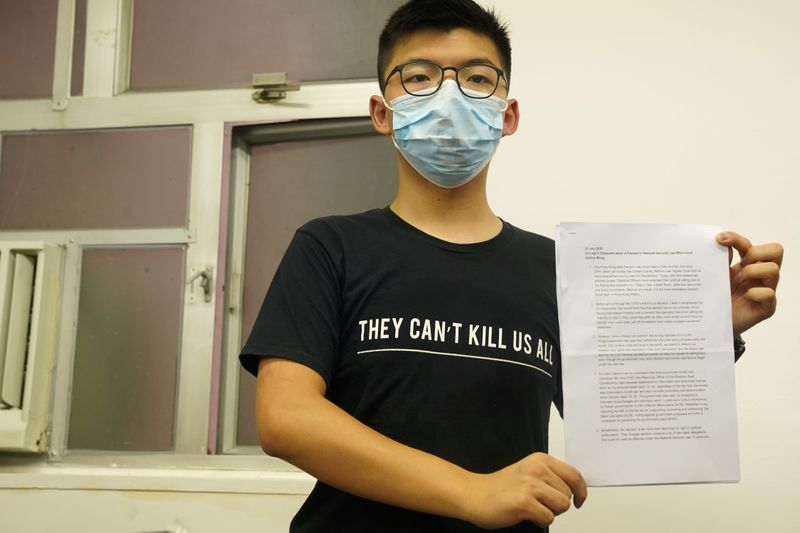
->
[555, 223, 739, 486]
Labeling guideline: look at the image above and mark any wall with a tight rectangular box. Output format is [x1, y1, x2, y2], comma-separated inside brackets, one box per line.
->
[0, 488, 306, 532]
[487, 1, 799, 531]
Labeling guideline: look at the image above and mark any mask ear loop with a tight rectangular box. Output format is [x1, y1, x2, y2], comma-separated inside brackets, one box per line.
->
[382, 96, 396, 112]
[494, 93, 510, 113]
[381, 97, 398, 148]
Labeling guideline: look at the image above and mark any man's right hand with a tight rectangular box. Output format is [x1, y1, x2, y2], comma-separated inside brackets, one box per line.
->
[466, 452, 587, 529]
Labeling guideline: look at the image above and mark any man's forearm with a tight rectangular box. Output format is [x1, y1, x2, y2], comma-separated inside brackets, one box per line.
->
[257, 357, 586, 529]
[256, 359, 478, 523]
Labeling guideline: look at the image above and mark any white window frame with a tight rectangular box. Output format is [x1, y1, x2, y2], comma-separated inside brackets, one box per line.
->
[0, 0, 382, 493]
[0, 241, 63, 452]
[218, 118, 382, 460]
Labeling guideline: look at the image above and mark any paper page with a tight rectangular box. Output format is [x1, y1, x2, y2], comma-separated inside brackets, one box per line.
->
[555, 223, 739, 486]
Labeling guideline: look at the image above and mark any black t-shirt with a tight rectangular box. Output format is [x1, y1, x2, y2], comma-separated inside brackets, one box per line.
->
[240, 207, 562, 532]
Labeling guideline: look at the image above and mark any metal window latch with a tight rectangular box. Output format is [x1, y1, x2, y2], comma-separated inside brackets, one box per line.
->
[186, 267, 213, 303]
[252, 72, 300, 103]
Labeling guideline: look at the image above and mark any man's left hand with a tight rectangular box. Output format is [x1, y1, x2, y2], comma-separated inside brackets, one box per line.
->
[717, 231, 783, 336]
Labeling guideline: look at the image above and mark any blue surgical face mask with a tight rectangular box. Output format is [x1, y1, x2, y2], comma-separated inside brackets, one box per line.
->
[384, 80, 507, 189]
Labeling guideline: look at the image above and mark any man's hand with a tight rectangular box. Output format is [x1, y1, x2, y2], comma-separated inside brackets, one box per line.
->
[466, 452, 587, 529]
[717, 232, 783, 336]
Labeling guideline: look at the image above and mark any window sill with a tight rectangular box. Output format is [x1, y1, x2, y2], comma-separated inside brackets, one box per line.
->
[0, 455, 315, 494]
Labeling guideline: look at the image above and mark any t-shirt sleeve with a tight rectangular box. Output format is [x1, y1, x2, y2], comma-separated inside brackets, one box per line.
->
[239, 227, 341, 384]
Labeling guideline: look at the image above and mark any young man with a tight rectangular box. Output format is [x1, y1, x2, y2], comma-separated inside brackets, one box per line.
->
[239, 1, 783, 531]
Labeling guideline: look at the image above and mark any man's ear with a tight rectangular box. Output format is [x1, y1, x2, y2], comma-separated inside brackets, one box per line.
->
[501, 98, 520, 137]
[369, 95, 393, 136]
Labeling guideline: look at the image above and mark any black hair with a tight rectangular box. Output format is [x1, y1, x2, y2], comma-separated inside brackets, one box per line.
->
[377, 0, 511, 92]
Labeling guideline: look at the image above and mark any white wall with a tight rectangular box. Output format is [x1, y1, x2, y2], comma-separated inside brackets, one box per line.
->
[0, 488, 306, 533]
[487, 1, 799, 531]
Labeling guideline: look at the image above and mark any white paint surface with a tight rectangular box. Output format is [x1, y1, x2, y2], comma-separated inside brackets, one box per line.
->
[486, 1, 799, 531]
[0, 488, 305, 533]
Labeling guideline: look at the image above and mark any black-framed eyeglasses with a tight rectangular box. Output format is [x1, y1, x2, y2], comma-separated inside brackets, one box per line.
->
[383, 60, 507, 99]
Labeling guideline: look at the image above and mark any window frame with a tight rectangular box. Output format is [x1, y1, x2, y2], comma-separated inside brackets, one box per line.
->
[218, 118, 381, 459]
[0, 0, 384, 493]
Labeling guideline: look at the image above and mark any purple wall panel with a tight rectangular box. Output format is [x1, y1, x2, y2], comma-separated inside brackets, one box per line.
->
[0, 127, 192, 230]
[69, 247, 184, 451]
[0, 1, 59, 99]
[129, 0, 405, 91]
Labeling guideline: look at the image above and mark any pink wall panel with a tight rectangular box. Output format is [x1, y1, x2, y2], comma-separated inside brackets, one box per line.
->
[0, 1, 59, 99]
[129, 0, 405, 91]
[0, 127, 192, 230]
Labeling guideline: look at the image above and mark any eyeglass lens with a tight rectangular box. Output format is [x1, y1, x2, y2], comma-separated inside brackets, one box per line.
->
[400, 61, 500, 98]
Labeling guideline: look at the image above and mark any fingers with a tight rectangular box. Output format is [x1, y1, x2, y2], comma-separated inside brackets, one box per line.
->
[743, 286, 778, 315]
[516, 480, 569, 527]
[740, 242, 784, 268]
[717, 232, 752, 263]
[734, 261, 780, 290]
[469, 452, 589, 529]
[545, 455, 588, 508]
[541, 470, 572, 499]
[535, 485, 572, 515]
[718, 232, 783, 335]
[522, 501, 556, 528]
[741, 244, 783, 266]
[526, 453, 586, 527]
[717, 232, 784, 268]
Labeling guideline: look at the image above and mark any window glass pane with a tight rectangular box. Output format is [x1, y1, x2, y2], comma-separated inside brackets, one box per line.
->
[0, 1, 58, 99]
[129, 0, 406, 91]
[69, 247, 184, 451]
[236, 132, 397, 447]
[0, 127, 191, 230]
[70, 0, 87, 97]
